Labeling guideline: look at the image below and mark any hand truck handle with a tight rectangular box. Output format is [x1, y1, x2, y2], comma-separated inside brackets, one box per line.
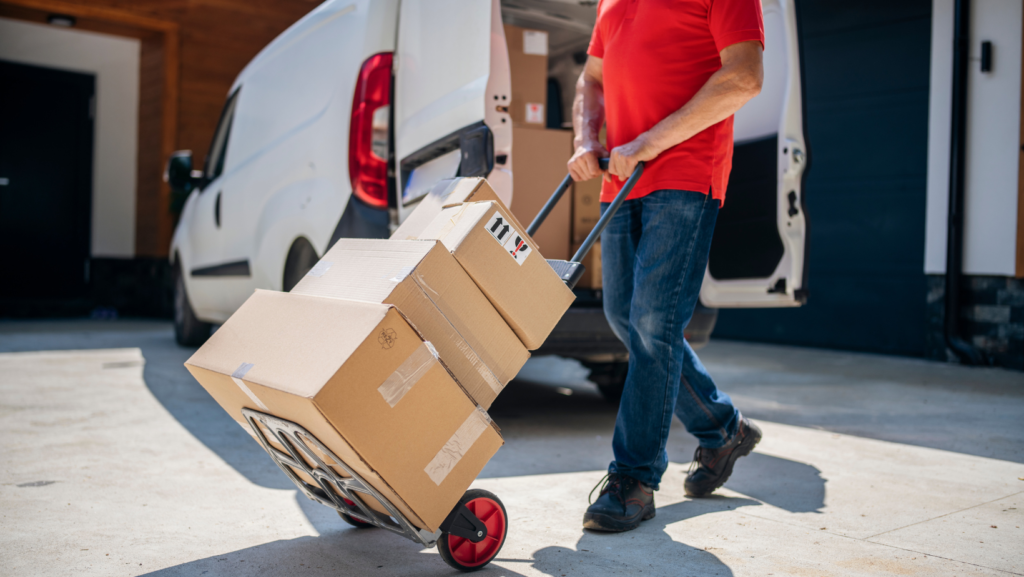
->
[570, 160, 644, 263]
[525, 158, 645, 254]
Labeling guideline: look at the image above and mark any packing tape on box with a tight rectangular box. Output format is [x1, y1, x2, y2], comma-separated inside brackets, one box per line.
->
[377, 342, 439, 408]
[424, 407, 492, 486]
[231, 362, 269, 411]
[389, 265, 415, 283]
[411, 273, 505, 395]
[306, 260, 333, 278]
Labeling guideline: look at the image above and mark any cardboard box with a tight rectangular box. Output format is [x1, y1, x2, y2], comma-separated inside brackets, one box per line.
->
[504, 24, 548, 128]
[509, 128, 573, 260]
[291, 239, 530, 409]
[392, 178, 534, 250]
[571, 241, 602, 289]
[184, 290, 503, 532]
[572, 176, 603, 245]
[417, 201, 575, 350]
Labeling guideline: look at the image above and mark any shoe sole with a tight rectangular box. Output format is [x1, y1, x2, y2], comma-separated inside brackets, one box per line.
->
[582, 504, 656, 532]
[685, 423, 762, 498]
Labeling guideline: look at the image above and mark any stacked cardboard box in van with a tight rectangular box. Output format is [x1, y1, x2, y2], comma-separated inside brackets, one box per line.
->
[504, 24, 548, 129]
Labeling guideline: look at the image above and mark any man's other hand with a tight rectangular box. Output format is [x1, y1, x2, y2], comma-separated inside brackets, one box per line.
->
[568, 143, 609, 182]
[608, 135, 657, 180]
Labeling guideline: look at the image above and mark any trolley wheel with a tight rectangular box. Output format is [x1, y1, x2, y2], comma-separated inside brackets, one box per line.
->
[438, 489, 508, 572]
[337, 498, 374, 528]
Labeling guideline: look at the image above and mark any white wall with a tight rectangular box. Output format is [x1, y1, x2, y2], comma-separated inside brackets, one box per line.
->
[925, 0, 1022, 275]
[0, 17, 139, 259]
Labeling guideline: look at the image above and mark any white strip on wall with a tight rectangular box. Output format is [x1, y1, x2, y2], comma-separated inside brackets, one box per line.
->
[925, 0, 1022, 276]
[0, 17, 139, 259]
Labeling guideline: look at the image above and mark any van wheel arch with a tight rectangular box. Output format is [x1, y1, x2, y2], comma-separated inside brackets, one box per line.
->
[282, 237, 320, 292]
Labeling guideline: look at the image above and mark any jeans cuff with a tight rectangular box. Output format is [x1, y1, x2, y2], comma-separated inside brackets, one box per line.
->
[609, 462, 661, 491]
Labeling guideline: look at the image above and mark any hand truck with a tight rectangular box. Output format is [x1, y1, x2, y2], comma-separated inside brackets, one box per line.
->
[241, 158, 644, 572]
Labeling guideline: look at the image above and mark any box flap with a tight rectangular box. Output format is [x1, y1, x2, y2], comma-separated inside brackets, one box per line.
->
[291, 239, 436, 303]
[186, 290, 390, 398]
[393, 178, 535, 249]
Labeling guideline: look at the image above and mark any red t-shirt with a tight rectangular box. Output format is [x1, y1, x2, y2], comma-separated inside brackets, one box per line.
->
[588, 0, 765, 204]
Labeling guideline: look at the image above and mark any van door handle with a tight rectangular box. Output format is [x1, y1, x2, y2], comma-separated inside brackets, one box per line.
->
[214, 191, 221, 228]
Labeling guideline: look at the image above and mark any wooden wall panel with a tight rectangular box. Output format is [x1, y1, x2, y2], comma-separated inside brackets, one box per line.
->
[0, 0, 315, 257]
[135, 33, 166, 257]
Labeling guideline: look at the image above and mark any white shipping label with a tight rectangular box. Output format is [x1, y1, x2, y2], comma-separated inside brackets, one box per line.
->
[525, 103, 545, 124]
[484, 211, 532, 265]
[502, 232, 533, 266]
[484, 211, 514, 244]
[523, 30, 548, 55]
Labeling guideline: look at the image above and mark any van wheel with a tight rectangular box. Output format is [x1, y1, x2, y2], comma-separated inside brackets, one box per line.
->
[584, 361, 628, 403]
[282, 237, 319, 292]
[173, 261, 212, 346]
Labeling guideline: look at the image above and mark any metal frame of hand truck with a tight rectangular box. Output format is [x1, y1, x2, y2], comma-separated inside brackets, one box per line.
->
[240, 158, 644, 566]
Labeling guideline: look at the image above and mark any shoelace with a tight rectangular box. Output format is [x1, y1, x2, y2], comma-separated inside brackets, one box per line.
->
[588, 473, 623, 505]
[687, 446, 705, 476]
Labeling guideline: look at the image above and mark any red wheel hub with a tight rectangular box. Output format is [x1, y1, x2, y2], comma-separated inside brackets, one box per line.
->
[447, 497, 506, 567]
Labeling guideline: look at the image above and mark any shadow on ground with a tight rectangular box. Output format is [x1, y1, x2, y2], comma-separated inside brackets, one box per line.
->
[528, 495, 758, 576]
[136, 527, 531, 577]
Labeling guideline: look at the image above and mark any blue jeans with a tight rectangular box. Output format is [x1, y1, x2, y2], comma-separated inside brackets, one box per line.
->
[601, 190, 740, 490]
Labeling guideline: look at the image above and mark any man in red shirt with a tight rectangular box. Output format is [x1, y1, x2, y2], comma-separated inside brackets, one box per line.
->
[568, 0, 766, 532]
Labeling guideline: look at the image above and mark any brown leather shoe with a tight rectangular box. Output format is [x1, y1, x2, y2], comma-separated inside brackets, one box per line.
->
[684, 417, 762, 497]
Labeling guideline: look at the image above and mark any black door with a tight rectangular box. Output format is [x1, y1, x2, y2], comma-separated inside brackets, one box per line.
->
[0, 60, 95, 304]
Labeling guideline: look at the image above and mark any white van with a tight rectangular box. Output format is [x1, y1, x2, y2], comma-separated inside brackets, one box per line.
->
[166, 0, 808, 399]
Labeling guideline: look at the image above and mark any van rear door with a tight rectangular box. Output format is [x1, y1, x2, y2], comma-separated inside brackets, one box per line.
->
[700, 0, 809, 308]
[393, 0, 512, 224]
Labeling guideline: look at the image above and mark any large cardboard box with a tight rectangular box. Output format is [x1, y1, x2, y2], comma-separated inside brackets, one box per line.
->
[291, 239, 529, 409]
[184, 290, 503, 532]
[417, 201, 575, 350]
[504, 24, 548, 128]
[509, 128, 573, 261]
[571, 241, 602, 289]
[572, 176, 603, 245]
[392, 178, 534, 249]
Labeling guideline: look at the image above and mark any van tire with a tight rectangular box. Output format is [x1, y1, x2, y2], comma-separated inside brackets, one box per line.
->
[283, 237, 319, 292]
[585, 361, 628, 403]
[174, 261, 212, 347]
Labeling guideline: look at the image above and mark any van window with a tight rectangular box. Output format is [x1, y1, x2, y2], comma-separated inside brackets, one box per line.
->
[205, 89, 240, 182]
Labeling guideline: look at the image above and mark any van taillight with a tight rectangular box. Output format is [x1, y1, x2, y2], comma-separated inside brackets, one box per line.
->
[349, 52, 393, 208]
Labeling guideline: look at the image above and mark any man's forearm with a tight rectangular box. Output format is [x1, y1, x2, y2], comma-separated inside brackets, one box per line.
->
[573, 71, 605, 149]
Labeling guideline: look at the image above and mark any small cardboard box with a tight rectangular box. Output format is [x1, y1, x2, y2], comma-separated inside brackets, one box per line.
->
[572, 177, 603, 245]
[510, 128, 573, 261]
[571, 241, 602, 289]
[417, 201, 575, 350]
[184, 290, 503, 532]
[393, 178, 535, 250]
[291, 239, 529, 409]
[504, 24, 548, 128]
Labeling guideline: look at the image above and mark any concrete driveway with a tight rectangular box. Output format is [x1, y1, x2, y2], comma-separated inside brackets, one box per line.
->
[1, 320, 1022, 576]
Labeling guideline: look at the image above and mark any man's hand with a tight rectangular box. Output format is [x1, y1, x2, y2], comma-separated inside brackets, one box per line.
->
[569, 56, 607, 182]
[568, 142, 609, 182]
[608, 135, 658, 180]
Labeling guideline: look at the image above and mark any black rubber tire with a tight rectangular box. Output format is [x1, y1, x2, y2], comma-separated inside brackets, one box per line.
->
[437, 489, 508, 572]
[337, 510, 375, 529]
[282, 237, 320, 292]
[585, 361, 628, 403]
[173, 261, 212, 347]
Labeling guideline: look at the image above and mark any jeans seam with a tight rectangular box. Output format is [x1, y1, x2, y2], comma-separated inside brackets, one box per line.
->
[651, 193, 706, 470]
[680, 373, 727, 441]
